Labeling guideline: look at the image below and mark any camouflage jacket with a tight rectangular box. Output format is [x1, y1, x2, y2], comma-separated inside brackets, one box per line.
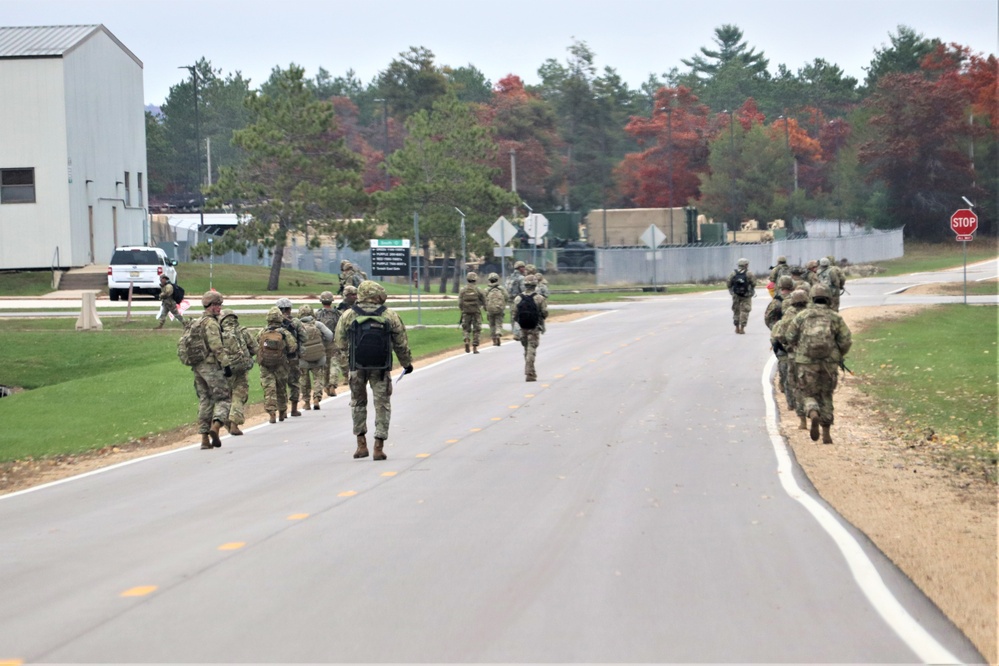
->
[783, 303, 852, 364]
[198, 313, 229, 367]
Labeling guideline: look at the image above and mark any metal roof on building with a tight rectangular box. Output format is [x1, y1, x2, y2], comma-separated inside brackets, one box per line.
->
[0, 24, 141, 66]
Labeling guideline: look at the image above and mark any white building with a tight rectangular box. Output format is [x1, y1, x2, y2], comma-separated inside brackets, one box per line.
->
[0, 24, 148, 270]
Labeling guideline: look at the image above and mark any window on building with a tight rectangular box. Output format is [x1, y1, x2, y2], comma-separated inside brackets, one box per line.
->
[1, 168, 36, 204]
[124, 171, 131, 206]
[137, 173, 143, 205]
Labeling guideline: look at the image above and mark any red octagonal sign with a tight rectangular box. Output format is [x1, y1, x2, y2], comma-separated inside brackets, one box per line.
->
[950, 208, 978, 240]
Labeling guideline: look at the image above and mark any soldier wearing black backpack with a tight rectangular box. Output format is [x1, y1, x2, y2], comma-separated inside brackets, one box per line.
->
[154, 274, 186, 329]
[333, 281, 413, 461]
[511, 274, 548, 382]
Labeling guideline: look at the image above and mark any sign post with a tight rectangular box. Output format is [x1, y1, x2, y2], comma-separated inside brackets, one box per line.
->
[488, 216, 519, 283]
[950, 208, 978, 304]
[523, 213, 549, 269]
[640, 224, 667, 291]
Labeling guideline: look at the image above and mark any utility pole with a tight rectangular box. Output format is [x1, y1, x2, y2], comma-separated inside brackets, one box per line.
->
[375, 98, 390, 191]
[179, 65, 203, 229]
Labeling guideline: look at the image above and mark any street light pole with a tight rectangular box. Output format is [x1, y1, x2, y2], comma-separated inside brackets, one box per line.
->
[664, 105, 674, 245]
[455, 207, 466, 281]
[374, 98, 390, 191]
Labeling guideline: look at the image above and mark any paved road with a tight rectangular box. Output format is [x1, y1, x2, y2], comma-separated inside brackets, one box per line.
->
[0, 264, 992, 663]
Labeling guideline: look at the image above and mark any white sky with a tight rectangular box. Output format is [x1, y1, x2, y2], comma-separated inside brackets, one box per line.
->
[4, 0, 997, 106]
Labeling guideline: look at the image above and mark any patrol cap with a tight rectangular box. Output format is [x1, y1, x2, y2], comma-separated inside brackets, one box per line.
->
[487, 272, 500, 284]
[777, 276, 794, 291]
[266, 306, 284, 323]
[466, 272, 478, 282]
[276, 297, 293, 310]
[299, 304, 314, 318]
[202, 291, 223, 307]
[343, 285, 358, 296]
[320, 290, 335, 304]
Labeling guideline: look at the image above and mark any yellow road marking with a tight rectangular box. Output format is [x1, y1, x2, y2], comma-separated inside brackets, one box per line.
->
[491, 417, 502, 421]
[416, 453, 430, 458]
[525, 394, 535, 398]
[380, 471, 398, 477]
[572, 367, 581, 371]
[120, 585, 157, 597]
[337, 491, 357, 498]
[218, 542, 246, 551]
[0, 659, 24, 665]
[288, 513, 310, 519]
[469, 428, 482, 433]
[603, 351, 611, 355]
[508, 405, 519, 409]
[554, 374, 565, 378]
[541, 384, 550, 387]
[445, 438, 459, 444]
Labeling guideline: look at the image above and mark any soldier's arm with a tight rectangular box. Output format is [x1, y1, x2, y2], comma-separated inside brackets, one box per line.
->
[539, 296, 548, 320]
[333, 312, 352, 350]
[388, 312, 413, 367]
[836, 318, 853, 356]
[283, 329, 298, 355]
[205, 320, 230, 367]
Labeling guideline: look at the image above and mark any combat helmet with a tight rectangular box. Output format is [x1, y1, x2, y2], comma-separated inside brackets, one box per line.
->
[319, 290, 334, 304]
[487, 272, 500, 284]
[276, 297, 293, 310]
[342, 285, 358, 297]
[340, 259, 352, 269]
[776, 256, 787, 264]
[201, 291, 223, 307]
[298, 304, 314, 318]
[266, 306, 284, 324]
[737, 258, 749, 267]
[819, 257, 830, 267]
[777, 276, 794, 291]
[790, 289, 809, 305]
[810, 284, 831, 301]
[466, 272, 478, 283]
[357, 280, 387, 304]
[523, 274, 538, 287]
[220, 308, 238, 323]
[514, 260, 526, 269]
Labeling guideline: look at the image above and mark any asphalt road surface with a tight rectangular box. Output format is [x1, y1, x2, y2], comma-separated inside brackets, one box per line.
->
[1, 263, 993, 663]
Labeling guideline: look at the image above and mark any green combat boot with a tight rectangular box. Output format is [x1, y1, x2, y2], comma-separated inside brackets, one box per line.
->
[373, 438, 387, 461]
[354, 434, 369, 459]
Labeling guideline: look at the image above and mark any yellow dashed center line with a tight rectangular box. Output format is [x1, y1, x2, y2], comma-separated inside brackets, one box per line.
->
[416, 453, 430, 458]
[524, 393, 535, 398]
[380, 471, 398, 477]
[288, 513, 310, 519]
[337, 491, 357, 498]
[490, 417, 502, 421]
[120, 585, 157, 597]
[1, 658, 24, 665]
[554, 373, 565, 378]
[445, 438, 459, 444]
[469, 428, 482, 433]
[218, 542, 246, 551]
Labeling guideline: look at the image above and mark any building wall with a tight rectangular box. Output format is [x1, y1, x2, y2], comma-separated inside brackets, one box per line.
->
[63, 28, 147, 266]
[0, 58, 72, 270]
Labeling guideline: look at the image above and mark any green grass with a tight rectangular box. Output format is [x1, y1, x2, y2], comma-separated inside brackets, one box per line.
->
[849, 304, 998, 483]
[870, 241, 998, 277]
[0, 270, 55, 297]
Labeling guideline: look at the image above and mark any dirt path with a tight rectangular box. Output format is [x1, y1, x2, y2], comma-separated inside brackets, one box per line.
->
[1, 303, 995, 661]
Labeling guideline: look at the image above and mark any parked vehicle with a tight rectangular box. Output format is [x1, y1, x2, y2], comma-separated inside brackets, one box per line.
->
[107, 246, 177, 301]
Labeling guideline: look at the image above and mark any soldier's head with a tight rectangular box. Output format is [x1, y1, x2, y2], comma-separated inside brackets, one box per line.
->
[810, 284, 831, 304]
[737, 258, 749, 269]
[220, 309, 238, 327]
[298, 304, 314, 319]
[791, 265, 804, 277]
[276, 297, 293, 319]
[806, 260, 818, 271]
[525, 264, 537, 275]
[778, 276, 794, 293]
[487, 272, 500, 284]
[466, 272, 478, 283]
[160, 275, 169, 284]
[819, 257, 830, 268]
[790, 288, 809, 305]
[514, 260, 526, 273]
[777, 256, 787, 265]
[202, 290, 223, 312]
[340, 259, 351, 270]
[342, 285, 358, 303]
[523, 274, 538, 290]
[319, 290, 335, 306]
[266, 306, 284, 324]
[357, 280, 387, 305]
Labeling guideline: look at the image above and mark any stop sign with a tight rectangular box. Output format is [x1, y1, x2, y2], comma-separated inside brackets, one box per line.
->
[950, 208, 978, 238]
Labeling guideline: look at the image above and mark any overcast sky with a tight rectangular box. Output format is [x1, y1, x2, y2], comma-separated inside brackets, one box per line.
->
[4, 0, 997, 106]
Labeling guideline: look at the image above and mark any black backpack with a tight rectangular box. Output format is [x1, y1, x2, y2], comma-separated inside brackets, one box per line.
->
[516, 294, 541, 330]
[349, 305, 393, 371]
[171, 282, 186, 303]
[731, 271, 751, 297]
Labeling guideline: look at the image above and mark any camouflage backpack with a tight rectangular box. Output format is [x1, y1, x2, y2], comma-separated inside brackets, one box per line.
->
[798, 309, 836, 359]
[222, 324, 253, 374]
[177, 318, 209, 367]
[299, 320, 325, 363]
[485, 286, 506, 315]
[258, 328, 287, 369]
[458, 285, 482, 314]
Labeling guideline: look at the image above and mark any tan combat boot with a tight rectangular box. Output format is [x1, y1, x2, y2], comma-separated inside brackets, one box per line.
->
[472, 345, 479, 354]
[291, 401, 302, 417]
[229, 422, 243, 436]
[808, 410, 820, 442]
[268, 411, 277, 424]
[373, 438, 387, 461]
[494, 337, 501, 347]
[465, 342, 470, 353]
[279, 410, 287, 422]
[799, 415, 807, 430]
[210, 420, 223, 448]
[200, 433, 213, 450]
[313, 398, 321, 410]
[821, 425, 833, 444]
[353, 434, 369, 459]
[327, 385, 336, 397]
[304, 401, 312, 410]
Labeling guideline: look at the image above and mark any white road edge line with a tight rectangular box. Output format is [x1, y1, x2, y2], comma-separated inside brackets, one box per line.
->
[761, 355, 961, 664]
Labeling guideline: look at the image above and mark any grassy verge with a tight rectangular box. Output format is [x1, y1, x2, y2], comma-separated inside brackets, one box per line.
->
[0, 270, 54, 297]
[869, 240, 997, 276]
[849, 304, 997, 483]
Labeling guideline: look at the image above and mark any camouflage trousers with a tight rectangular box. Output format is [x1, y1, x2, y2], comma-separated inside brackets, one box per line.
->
[775, 353, 795, 411]
[460, 312, 483, 346]
[193, 361, 231, 433]
[786, 357, 804, 417]
[321, 344, 340, 393]
[299, 358, 327, 403]
[520, 328, 541, 380]
[259, 363, 290, 414]
[349, 368, 394, 440]
[227, 370, 250, 426]
[731, 295, 753, 327]
[486, 311, 505, 340]
[157, 300, 184, 326]
[286, 360, 301, 402]
[796, 361, 840, 425]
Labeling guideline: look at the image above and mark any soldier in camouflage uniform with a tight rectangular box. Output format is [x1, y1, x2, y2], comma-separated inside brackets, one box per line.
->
[276, 298, 305, 416]
[726, 258, 756, 334]
[192, 291, 232, 449]
[333, 286, 358, 390]
[154, 275, 185, 329]
[815, 257, 844, 311]
[315, 291, 341, 397]
[764, 275, 793, 331]
[337, 260, 362, 295]
[297, 304, 334, 410]
[219, 309, 258, 435]
[804, 259, 820, 286]
[511, 274, 548, 382]
[783, 284, 852, 444]
[773, 288, 810, 415]
[484, 272, 509, 346]
[768, 256, 792, 284]
[257, 307, 298, 423]
[506, 260, 528, 340]
[335, 280, 413, 461]
[458, 272, 486, 353]
[790, 265, 809, 292]
[825, 256, 847, 311]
